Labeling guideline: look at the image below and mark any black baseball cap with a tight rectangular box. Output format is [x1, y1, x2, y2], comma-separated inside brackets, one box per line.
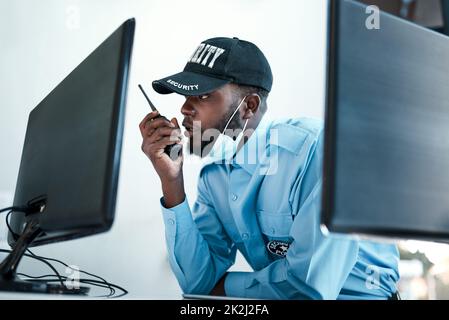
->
[152, 37, 273, 96]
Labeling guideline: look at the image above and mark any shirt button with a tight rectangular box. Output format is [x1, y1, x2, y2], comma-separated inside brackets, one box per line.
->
[270, 228, 276, 235]
[231, 194, 238, 201]
[168, 218, 175, 225]
[242, 233, 249, 240]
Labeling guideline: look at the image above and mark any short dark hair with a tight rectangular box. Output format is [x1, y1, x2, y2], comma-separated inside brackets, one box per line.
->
[233, 84, 269, 113]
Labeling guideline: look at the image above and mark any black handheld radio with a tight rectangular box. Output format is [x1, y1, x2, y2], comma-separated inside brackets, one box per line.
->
[138, 84, 182, 160]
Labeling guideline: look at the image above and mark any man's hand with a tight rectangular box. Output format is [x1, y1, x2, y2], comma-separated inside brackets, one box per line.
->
[139, 111, 186, 207]
[139, 111, 183, 180]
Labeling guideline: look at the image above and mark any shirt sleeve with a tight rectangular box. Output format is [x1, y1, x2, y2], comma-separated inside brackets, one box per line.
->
[224, 131, 360, 300]
[161, 170, 237, 295]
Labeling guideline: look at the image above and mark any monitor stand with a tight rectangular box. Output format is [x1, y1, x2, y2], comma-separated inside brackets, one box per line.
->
[0, 217, 89, 295]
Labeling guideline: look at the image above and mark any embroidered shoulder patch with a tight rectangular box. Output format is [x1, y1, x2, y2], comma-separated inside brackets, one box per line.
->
[267, 240, 290, 257]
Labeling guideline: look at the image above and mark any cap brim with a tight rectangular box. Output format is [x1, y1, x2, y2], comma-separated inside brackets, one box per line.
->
[152, 71, 230, 96]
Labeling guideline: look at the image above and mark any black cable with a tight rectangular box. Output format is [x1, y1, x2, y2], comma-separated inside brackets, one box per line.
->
[17, 274, 117, 298]
[1, 249, 123, 298]
[16, 273, 65, 280]
[5, 210, 113, 294]
[2, 210, 65, 287]
[0, 248, 65, 287]
[20, 273, 115, 298]
[6, 211, 20, 241]
[26, 248, 116, 297]
[0, 206, 28, 214]
[22, 274, 128, 298]
[26, 250, 116, 297]
[16, 274, 130, 298]
[2, 209, 128, 298]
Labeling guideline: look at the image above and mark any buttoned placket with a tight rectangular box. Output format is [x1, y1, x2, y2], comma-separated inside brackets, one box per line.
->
[228, 164, 249, 242]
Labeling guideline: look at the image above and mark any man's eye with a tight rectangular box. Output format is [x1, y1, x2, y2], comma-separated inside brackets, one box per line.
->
[198, 94, 209, 100]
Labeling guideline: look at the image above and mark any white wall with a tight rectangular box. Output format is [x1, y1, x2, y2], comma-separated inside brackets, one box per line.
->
[0, 0, 328, 298]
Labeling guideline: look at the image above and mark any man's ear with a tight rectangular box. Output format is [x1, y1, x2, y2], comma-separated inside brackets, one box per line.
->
[242, 94, 261, 120]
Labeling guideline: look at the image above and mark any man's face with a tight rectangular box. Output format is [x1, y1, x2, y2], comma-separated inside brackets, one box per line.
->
[181, 84, 244, 157]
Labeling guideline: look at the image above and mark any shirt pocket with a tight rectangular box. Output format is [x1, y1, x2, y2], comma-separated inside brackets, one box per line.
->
[256, 210, 294, 239]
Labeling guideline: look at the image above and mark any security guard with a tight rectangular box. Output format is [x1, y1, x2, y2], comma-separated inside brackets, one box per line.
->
[139, 37, 400, 299]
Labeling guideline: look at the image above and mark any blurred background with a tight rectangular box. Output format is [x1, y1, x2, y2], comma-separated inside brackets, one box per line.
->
[1, 0, 448, 299]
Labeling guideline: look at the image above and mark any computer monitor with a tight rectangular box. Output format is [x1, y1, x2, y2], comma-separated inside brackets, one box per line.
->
[357, 0, 448, 35]
[321, 0, 449, 240]
[0, 18, 135, 293]
[443, 0, 449, 35]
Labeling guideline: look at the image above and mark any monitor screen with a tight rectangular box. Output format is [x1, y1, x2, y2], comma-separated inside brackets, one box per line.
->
[8, 18, 135, 247]
[357, 0, 445, 30]
[321, 0, 449, 240]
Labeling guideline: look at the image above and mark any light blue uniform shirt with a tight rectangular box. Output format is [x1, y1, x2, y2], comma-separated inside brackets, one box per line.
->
[161, 117, 400, 299]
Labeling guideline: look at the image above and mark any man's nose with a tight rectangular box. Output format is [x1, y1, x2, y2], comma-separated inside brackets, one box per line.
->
[181, 98, 196, 116]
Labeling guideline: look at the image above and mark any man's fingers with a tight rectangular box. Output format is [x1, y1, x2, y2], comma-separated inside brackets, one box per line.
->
[146, 127, 182, 144]
[142, 127, 182, 149]
[171, 117, 180, 129]
[142, 135, 183, 158]
[139, 111, 159, 128]
[146, 116, 175, 134]
[151, 126, 182, 138]
[140, 117, 173, 138]
[153, 135, 183, 149]
[139, 113, 183, 162]
[139, 111, 159, 137]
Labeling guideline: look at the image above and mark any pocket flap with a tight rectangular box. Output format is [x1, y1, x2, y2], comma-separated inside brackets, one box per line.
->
[256, 210, 293, 237]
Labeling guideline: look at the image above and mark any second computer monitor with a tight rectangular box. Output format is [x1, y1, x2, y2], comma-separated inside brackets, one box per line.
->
[322, 0, 449, 240]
